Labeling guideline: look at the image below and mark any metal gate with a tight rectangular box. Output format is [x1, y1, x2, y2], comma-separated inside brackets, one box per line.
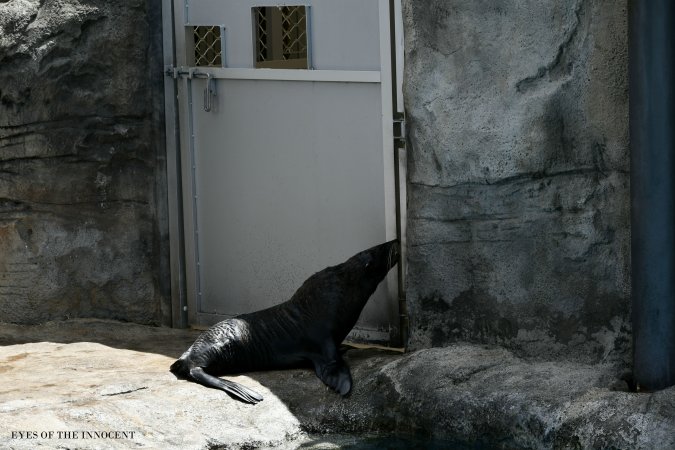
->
[162, 0, 406, 345]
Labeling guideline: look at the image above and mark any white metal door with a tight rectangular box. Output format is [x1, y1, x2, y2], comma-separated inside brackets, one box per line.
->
[165, 0, 404, 345]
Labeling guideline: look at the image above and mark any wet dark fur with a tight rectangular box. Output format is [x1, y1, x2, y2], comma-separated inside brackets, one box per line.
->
[170, 240, 400, 404]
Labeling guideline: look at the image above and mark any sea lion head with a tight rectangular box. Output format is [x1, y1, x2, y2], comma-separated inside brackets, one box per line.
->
[354, 239, 400, 280]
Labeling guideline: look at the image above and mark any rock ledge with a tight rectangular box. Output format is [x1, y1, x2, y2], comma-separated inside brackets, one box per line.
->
[0, 319, 672, 449]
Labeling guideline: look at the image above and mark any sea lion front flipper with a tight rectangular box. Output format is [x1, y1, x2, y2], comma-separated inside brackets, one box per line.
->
[188, 367, 263, 404]
[312, 356, 353, 396]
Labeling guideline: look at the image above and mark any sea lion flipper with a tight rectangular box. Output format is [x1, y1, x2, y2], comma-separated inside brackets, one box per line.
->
[171, 241, 399, 401]
[188, 367, 263, 404]
[313, 357, 352, 396]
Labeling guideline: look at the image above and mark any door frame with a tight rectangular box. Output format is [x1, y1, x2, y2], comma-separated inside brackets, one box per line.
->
[161, 0, 407, 345]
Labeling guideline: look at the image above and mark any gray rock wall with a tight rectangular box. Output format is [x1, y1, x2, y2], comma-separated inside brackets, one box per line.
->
[0, 0, 630, 361]
[403, 0, 630, 364]
[0, 0, 169, 325]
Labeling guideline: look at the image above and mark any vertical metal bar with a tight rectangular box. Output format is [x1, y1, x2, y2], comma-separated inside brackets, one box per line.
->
[393, 144, 408, 349]
[252, 7, 260, 66]
[188, 79, 203, 307]
[170, 0, 200, 327]
[148, 0, 172, 327]
[629, 0, 675, 391]
[305, 6, 313, 69]
[377, 0, 400, 347]
[220, 26, 227, 68]
[388, 0, 399, 116]
[269, 7, 283, 61]
[388, 0, 407, 349]
[162, 0, 189, 328]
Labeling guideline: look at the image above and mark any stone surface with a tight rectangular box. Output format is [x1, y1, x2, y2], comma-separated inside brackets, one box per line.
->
[1, 320, 673, 449]
[1, 0, 633, 371]
[0, 0, 169, 325]
[402, 0, 630, 364]
[0, 321, 304, 449]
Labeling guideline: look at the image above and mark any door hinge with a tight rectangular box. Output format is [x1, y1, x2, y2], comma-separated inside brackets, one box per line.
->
[164, 65, 211, 80]
[165, 65, 184, 78]
[393, 112, 406, 149]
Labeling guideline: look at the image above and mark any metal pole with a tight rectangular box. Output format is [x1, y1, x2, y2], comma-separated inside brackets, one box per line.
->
[390, 0, 408, 349]
[629, 0, 675, 391]
[162, 0, 189, 328]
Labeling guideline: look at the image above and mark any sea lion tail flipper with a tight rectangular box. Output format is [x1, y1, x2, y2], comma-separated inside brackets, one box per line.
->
[314, 358, 352, 396]
[188, 367, 264, 404]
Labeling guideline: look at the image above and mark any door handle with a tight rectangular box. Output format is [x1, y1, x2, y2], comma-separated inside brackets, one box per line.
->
[204, 74, 216, 112]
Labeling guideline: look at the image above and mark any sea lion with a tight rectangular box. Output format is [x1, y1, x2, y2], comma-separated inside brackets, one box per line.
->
[170, 240, 399, 404]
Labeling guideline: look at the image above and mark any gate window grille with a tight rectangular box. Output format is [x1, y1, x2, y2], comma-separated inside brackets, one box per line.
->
[193, 26, 223, 67]
[254, 6, 308, 69]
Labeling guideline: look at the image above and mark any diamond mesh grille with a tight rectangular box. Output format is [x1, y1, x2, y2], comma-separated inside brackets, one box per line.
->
[255, 8, 269, 62]
[193, 26, 222, 67]
[280, 6, 307, 61]
[254, 6, 307, 68]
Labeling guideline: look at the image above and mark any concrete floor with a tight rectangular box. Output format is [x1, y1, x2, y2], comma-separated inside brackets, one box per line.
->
[0, 319, 402, 450]
[1, 319, 674, 449]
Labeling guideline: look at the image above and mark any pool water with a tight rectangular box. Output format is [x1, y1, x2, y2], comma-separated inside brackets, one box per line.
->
[301, 433, 498, 449]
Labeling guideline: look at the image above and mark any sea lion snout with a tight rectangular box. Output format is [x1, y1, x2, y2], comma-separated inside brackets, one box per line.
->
[371, 239, 399, 271]
[360, 240, 399, 277]
[388, 240, 400, 269]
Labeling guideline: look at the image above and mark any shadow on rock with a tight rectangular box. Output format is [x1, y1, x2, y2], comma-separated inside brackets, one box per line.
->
[0, 318, 199, 358]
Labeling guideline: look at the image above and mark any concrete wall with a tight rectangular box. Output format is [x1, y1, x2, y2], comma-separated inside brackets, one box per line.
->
[0, 0, 169, 325]
[1, 0, 631, 365]
[403, 0, 630, 364]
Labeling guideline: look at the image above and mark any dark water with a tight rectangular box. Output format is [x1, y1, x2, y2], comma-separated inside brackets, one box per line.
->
[301, 433, 497, 449]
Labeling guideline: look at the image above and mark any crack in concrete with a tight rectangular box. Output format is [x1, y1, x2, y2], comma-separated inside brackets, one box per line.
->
[515, 0, 586, 93]
[0, 114, 146, 134]
[410, 166, 627, 191]
[409, 213, 517, 224]
[448, 363, 502, 385]
[0, 153, 79, 164]
[101, 386, 148, 397]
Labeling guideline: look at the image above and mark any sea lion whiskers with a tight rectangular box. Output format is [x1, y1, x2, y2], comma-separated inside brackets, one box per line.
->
[387, 241, 400, 270]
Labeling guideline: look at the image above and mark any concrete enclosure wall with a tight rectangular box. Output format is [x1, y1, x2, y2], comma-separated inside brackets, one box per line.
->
[403, 0, 630, 364]
[0, 0, 169, 325]
[1, 0, 631, 366]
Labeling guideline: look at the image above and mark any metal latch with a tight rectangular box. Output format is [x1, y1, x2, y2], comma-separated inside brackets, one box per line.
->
[203, 73, 216, 112]
[165, 65, 190, 78]
[164, 65, 211, 80]
[165, 65, 217, 112]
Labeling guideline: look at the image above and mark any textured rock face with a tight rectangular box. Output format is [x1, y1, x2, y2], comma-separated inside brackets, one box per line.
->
[0, 0, 168, 324]
[402, 0, 630, 363]
[2, 320, 673, 450]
